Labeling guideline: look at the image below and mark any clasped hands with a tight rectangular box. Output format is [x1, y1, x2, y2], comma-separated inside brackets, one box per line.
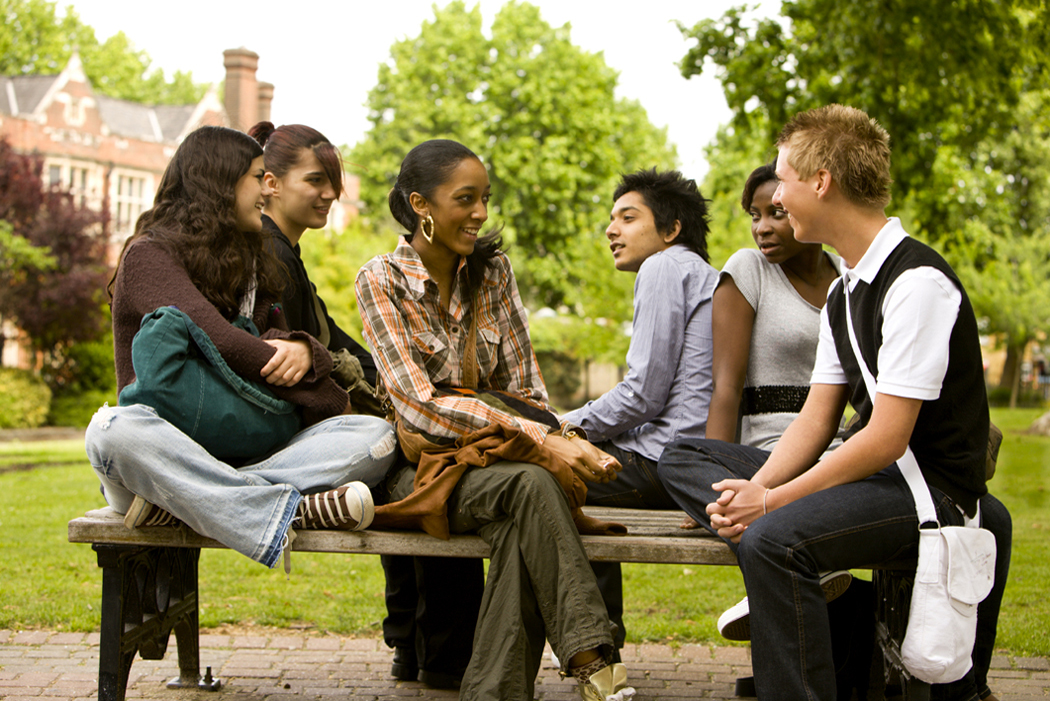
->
[706, 478, 769, 543]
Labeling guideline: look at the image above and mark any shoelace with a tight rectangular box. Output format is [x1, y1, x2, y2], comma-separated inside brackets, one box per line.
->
[299, 489, 357, 528]
[281, 528, 297, 576]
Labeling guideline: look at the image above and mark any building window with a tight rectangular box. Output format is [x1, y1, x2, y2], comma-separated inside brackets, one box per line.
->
[114, 174, 149, 235]
[64, 97, 86, 127]
[67, 166, 90, 206]
[49, 165, 62, 187]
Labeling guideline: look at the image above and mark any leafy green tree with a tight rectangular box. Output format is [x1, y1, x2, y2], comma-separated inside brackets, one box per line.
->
[298, 222, 401, 342]
[678, 0, 1043, 217]
[0, 0, 205, 104]
[682, 1, 1050, 400]
[0, 137, 110, 393]
[0, 220, 55, 276]
[0, 219, 55, 360]
[350, 0, 676, 313]
[697, 118, 776, 269]
[917, 90, 1050, 405]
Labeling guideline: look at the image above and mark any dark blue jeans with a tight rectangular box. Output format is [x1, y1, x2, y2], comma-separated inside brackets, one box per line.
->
[658, 438, 1010, 701]
[586, 441, 680, 651]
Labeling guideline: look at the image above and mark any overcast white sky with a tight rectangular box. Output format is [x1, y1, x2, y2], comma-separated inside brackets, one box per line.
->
[62, 0, 780, 179]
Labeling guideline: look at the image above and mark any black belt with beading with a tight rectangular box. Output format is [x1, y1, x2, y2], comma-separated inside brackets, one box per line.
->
[741, 385, 809, 416]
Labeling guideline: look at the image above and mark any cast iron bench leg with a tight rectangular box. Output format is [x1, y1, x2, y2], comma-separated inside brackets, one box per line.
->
[874, 568, 931, 701]
[93, 544, 217, 701]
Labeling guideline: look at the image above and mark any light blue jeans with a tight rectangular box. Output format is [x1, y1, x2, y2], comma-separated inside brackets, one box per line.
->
[85, 404, 397, 568]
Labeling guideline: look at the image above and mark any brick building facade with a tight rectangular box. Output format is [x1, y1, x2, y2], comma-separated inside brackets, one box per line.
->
[0, 47, 360, 368]
[0, 48, 274, 244]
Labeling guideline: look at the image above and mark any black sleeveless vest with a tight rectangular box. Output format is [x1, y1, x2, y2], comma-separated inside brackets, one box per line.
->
[826, 237, 988, 515]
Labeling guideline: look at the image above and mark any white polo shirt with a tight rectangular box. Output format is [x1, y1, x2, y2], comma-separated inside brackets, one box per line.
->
[810, 217, 962, 401]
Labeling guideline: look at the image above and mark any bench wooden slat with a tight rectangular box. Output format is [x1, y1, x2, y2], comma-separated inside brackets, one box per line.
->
[69, 505, 736, 566]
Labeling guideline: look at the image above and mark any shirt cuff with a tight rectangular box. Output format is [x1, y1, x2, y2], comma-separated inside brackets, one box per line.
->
[557, 420, 588, 441]
[810, 371, 848, 386]
[874, 380, 941, 402]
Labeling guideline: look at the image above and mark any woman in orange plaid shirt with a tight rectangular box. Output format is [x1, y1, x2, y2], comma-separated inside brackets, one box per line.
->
[356, 139, 635, 701]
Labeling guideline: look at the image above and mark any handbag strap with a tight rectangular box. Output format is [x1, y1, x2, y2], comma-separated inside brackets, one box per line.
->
[460, 292, 480, 390]
[841, 277, 939, 526]
[307, 284, 332, 348]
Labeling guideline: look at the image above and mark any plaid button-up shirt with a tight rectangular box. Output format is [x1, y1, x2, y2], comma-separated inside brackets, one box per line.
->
[355, 238, 553, 444]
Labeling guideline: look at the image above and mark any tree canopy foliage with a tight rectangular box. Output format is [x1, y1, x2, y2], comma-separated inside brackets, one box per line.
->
[350, 1, 676, 315]
[680, 0, 1046, 210]
[0, 0, 206, 104]
[928, 88, 1050, 403]
[0, 138, 110, 392]
[682, 1, 1050, 404]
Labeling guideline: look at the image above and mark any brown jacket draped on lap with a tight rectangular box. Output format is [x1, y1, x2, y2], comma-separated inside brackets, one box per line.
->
[372, 422, 627, 540]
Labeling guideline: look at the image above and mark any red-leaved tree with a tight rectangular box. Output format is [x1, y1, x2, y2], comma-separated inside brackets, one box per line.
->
[0, 137, 111, 391]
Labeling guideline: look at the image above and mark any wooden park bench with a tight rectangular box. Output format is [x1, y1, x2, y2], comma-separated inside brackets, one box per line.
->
[68, 505, 926, 701]
[68, 506, 735, 701]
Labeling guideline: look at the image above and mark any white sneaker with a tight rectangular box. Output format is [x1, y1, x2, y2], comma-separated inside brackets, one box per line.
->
[717, 570, 853, 641]
[122, 494, 179, 529]
[717, 596, 752, 641]
[281, 527, 297, 575]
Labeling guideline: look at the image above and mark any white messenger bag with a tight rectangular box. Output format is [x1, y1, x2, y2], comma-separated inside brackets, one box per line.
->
[843, 280, 996, 684]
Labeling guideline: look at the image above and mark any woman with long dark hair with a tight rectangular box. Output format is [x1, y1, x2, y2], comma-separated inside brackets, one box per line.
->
[356, 139, 635, 701]
[85, 126, 397, 569]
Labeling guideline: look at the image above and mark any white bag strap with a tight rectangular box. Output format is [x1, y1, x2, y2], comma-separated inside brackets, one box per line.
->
[841, 277, 940, 526]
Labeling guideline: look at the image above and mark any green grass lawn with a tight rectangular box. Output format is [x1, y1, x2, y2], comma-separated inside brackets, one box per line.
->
[0, 408, 1047, 656]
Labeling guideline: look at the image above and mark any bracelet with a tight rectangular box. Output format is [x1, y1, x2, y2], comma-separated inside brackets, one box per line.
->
[763, 488, 770, 516]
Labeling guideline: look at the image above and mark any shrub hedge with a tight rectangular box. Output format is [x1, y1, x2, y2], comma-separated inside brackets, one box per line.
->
[47, 389, 115, 428]
[0, 367, 52, 428]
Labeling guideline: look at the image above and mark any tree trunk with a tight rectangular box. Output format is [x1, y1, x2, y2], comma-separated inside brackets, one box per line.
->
[999, 345, 1019, 391]
[1002, 341, 1026, 409]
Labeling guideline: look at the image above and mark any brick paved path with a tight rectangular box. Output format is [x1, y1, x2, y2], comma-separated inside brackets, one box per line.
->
[1, 629, 1047, 700]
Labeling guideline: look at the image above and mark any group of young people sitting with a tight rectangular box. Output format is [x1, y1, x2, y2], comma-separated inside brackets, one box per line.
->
[84, 103, 1009, 701]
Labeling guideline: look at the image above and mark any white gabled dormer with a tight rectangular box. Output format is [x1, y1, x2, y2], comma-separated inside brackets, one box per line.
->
[34, 50, 86, 117]
[5, 79, 18, 115]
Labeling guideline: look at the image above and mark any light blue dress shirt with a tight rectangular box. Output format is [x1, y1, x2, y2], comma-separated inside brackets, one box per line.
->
[563, 245, 717, 462]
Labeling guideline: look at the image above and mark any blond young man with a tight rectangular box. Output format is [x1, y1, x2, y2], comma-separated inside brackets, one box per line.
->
[659, 105, 1009, 701]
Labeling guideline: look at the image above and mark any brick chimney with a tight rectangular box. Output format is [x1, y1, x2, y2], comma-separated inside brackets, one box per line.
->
[223, 48, 259, 132]
[257, 81, 274, 125]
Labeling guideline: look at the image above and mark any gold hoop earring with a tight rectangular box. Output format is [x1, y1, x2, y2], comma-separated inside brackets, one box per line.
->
[420, 214, 435, 244]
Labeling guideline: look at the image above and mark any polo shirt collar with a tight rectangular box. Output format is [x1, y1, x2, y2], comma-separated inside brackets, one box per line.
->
[843, 217, 908, 291]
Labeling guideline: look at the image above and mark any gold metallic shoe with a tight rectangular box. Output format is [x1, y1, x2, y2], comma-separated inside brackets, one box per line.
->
[577, 662, 635, 701]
